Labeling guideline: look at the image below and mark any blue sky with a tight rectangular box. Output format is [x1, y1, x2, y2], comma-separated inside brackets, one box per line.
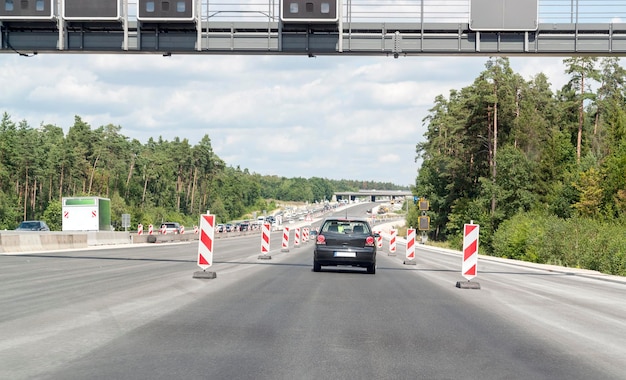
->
[0, 53, 571, 186]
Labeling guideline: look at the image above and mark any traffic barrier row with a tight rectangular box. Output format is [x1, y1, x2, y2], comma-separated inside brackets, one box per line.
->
[132, 233, 199, 244]
[1, 218, 321, 253]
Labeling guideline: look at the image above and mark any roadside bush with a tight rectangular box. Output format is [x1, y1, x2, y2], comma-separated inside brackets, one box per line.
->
[493, 211, 626, 275]
[540, 216, 569, 265]
[492, 210, 550, 262]
[572, 219, 626, 275]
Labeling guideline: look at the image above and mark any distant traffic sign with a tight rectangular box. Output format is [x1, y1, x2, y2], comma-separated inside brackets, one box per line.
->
[418, 216, 430, 231]
[418, 199, 429, 211]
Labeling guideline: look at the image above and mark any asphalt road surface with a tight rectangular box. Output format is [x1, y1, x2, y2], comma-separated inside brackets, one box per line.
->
[1, 205, 625, 379]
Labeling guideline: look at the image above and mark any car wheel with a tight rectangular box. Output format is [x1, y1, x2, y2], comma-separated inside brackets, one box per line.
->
[313, 261, 321, 272]
[367, 263, 376, 274]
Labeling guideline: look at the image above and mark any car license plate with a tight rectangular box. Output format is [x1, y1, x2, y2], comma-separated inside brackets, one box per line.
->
[334, 251, 356, 258]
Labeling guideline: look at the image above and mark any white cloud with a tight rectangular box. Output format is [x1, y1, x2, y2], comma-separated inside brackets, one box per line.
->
[511, 57, 569, 91]
[0, 52, 598, 186]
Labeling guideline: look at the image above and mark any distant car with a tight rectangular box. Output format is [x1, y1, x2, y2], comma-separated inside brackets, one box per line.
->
[239, 222, 250, 231]
[217, 224, 225, 233]
[225, 223, 233, 232]
[161, 222, 181, 234]
[15, 220, 50, 231]
[313, 218, 377, 274]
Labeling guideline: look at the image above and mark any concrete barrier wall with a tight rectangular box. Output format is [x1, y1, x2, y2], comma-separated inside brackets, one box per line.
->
[87, 231, 132, 246]
[0, 232, 88, 253]
[1, 228, 264, 253]
[0, 234, 23, 253]
[0, 230, 199, 253]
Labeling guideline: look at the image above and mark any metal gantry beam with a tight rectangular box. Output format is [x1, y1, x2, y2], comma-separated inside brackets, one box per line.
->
[1, 1, 626, 56]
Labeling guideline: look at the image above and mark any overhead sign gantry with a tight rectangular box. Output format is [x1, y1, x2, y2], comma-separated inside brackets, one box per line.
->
[2, 1, 626, 56]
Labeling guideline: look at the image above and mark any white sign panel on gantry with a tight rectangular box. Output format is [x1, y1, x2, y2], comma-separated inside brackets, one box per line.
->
[470, 0, 539, 31]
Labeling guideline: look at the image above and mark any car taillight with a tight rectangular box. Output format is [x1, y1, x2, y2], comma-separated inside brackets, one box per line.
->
[365, 236, 375, 246]
[317, 235, 326, 245]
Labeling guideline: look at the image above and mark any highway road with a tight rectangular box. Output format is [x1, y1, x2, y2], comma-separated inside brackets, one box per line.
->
[1, 204, 625, 379]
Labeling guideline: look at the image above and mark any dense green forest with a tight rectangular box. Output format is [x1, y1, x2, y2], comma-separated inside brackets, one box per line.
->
[0, 113, 406, 231]
[408, 57, 626, 275]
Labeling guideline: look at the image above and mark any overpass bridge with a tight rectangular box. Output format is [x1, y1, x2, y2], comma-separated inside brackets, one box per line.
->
[2, 1, 626, 57]
[335, 190, 412, 202]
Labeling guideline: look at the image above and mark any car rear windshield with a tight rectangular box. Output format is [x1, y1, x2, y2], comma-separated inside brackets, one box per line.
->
[321, 221, 370, 234]
[19, 222, 40, 229]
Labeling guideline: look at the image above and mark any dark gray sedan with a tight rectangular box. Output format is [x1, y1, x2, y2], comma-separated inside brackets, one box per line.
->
[15, 220, 50, 231]
[313, 217, 377, 274]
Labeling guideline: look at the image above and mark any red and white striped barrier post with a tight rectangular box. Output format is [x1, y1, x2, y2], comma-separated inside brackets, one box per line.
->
[376, 231, 383, 249]
[281, 226, 290, 252]
[160, 224, 167, 234]
[404, 228, 417, 265]
[193, 213, 217, 279]
[258, 222, 272, 260]
[194, 225, 198, 234]
[457, 223, 481, 289]
[180, 225, 185, 234]
[148, 224, 154, 235]
[303, 227, 309, 243]
[388, 229, 397, 256]
[137, 223, 143, 235]
[294, 227, 301, 248]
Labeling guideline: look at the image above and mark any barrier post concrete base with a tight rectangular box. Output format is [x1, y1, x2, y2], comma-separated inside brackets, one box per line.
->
[456, 281, 481, 289]
[258, 255, 272, 260]
[193, 270, 217, 279]
[403, 259, 417, 265]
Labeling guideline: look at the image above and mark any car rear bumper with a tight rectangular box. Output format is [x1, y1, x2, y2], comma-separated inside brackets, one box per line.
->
[314, 247, 376, 267]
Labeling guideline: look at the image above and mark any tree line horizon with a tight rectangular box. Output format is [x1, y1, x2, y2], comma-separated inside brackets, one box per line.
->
[0, 112, 406, 231]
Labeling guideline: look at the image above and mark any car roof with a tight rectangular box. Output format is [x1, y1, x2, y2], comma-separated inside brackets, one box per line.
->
[322, 217, 369, 222]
